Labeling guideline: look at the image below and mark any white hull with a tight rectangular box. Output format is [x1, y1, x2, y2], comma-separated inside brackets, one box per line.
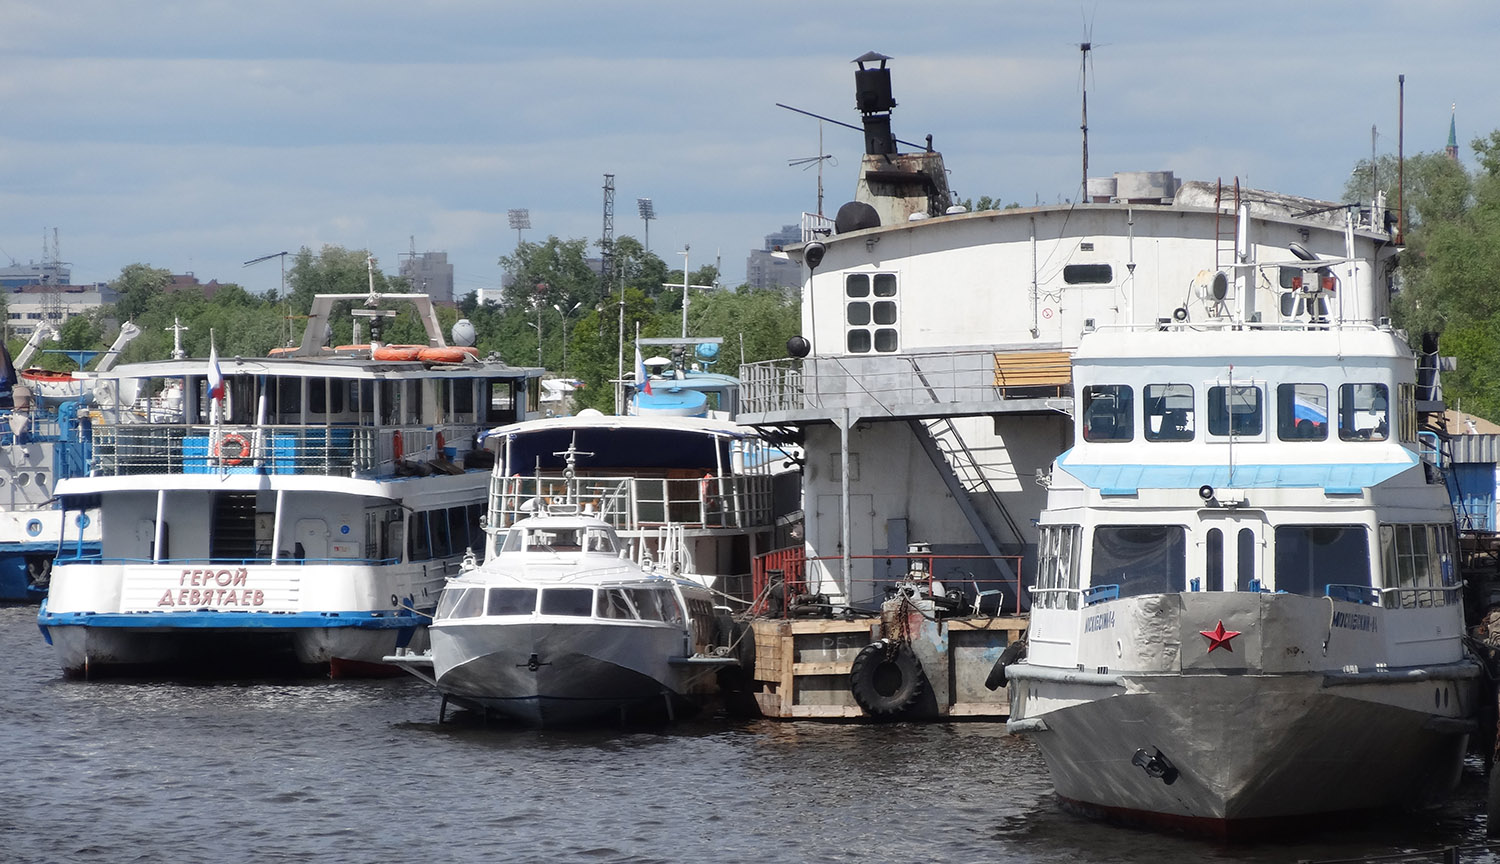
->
[432, 620, 707, 725]
[40, 559, 446, 675]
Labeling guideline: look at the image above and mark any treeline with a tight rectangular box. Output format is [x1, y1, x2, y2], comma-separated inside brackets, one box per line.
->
[12, 237, 802, 414]
[1346, 129, 1500, 420]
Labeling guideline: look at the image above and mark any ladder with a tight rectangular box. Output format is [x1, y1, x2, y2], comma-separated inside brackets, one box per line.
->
[1214, 177, 1241, 272]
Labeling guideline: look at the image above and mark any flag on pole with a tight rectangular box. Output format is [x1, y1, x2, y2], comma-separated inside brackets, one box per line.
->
[208, 338, 225, 404]
[634, 345, 652, 396]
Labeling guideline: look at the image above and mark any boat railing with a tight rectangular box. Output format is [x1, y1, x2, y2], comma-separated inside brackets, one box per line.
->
[739, 349, 1072, 416]
[1031, 582, 1458, 611]
[56, 555, 404, 567]
[750, 548, 1025, 617]
[85, 422, 481, 479]
[489, 472, 775, 532]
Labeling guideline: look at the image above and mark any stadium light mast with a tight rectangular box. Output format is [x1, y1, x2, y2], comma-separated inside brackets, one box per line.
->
[507, 209, 531, 248]
[637, 198, 655, 252]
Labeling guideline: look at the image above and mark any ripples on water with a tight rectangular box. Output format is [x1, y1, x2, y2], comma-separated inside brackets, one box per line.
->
[4, 604, 1500, 864]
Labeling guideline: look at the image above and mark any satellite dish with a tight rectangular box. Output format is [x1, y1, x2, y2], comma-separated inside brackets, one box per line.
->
[452, 318, 476, 347]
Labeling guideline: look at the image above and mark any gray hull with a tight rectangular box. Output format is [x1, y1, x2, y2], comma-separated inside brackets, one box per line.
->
[432, 620, 705, 725]
[1007, 663, 1478, 834]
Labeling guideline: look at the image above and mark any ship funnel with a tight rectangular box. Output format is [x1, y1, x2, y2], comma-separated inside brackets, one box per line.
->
[853, 51, 896, 156]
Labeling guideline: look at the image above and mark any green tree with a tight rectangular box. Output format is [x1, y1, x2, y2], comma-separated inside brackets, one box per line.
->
[112, 263, 173, 322]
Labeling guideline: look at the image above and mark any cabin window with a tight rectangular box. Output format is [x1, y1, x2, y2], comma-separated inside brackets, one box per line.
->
[447, 506, 469, 553]
[487, 379, 516, 419]
[442, 586, 485, 620]
[845, 272, 899, 354]
[597, 589, 636, 620]
[628, 588, 666, 621]
[1091, 525, 1186, 598]
[1082, 385, 1133, 442]
[501, 529, 523, 553]
[1063, 264, 1113, 284]
[276, 378, 301, 415]
[1339, 383, 1389, 441]
[1274, 525, 1369, 598]
[1277, 383, 1328, 441]
[435, 587, 465, 619]
[540, 587, 594, 617]
[1205, 529, 1224, 591]
[1237, 528, 1257, 591]
[452, 379, 476, 419]
[1033, 524, 1080, 610]
[408, 512, 431, 560]
[487, 587, 537, 616]
[585, 528, 617, 554]
[1144, 384, 1193, 442]
[380, 380, 401, 425]
[1380, 524, 1456, 608]
[1208, 384, 1263, 437]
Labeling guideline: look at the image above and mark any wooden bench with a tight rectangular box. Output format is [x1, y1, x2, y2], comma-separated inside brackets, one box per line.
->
[992, 350, 1072, 395]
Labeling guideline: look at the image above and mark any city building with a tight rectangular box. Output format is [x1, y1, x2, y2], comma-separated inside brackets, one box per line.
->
[400, 250, 455, 304]
[745, 224, 803, 291]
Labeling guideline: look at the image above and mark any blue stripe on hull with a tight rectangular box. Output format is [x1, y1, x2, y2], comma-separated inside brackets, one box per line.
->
[37, 607, 422, 630]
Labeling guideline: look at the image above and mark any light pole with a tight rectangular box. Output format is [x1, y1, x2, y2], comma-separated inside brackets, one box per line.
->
[552, 300, 581, 375]
[637, 198, 655, 252]
[508, 209, 530, 248]
[680, 245, 690, 338]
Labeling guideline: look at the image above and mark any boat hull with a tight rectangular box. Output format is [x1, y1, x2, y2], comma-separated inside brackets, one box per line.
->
[432, 620, 707, 725]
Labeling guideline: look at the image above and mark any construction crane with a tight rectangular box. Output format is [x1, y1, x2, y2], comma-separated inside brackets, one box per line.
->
[244, 250, 291, 345]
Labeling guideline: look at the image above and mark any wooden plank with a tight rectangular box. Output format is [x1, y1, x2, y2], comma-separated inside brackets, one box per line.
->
[792, 661, 854, 677]
[993, 350, 1072, 391]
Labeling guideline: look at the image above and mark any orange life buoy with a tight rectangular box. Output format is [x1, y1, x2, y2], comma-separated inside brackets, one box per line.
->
[417, 346, 479, 364]
[372, 344, 424, 361]
[215, 433, 251, 466]
[392, 430, 404, 461]
[435, 431, 446, 454]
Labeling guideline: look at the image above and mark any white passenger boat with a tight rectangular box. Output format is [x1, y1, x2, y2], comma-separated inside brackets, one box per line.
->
[1003, 245, 1481, 837]
[37, 290, 543, 676]
[388, 502, 730, 726]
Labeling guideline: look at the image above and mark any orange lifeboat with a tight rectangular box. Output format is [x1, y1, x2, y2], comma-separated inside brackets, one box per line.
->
[371, 344, 424, 361]
[416, 346, 479, 364]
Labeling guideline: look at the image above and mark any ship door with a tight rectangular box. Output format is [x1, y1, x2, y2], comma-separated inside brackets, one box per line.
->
[295, 518, 329, 561]
[1201, 517, 1264, 592]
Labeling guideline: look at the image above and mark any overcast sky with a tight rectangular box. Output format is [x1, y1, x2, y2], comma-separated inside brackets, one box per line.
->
[3, 1, 1496, 298]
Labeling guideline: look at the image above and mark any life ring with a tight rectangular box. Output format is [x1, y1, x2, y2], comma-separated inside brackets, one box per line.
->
[392, 430, 404, 461]
[417, 346, 479, 364]
[984, 640, 1028, 691]
[215, 433, 252, 466]
[849, 640, 925, 717]
[372, 344, 424, 361]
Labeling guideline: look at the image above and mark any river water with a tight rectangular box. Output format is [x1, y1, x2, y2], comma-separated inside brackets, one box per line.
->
[4, 604, 1499, 864]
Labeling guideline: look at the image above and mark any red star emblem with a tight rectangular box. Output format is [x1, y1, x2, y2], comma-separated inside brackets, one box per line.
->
[1200, 620, 1241, 653]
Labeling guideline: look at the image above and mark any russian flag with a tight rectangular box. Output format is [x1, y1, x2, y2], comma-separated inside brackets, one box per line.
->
[208, 340, 225, 403]
[635, 345, 652, 396]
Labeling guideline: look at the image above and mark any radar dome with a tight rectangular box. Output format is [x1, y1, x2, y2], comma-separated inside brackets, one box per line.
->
[451, 319, 477, 347]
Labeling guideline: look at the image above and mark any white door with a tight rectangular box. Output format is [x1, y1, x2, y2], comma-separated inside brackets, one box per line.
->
[295, 518, 329, 561]
[815, 493, 874, 605]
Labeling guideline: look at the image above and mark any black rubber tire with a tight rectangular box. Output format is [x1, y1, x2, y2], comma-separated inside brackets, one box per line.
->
[849, 640, 925, 717]
[984, 640, 1027, 691]
[730, 618, 756, 674]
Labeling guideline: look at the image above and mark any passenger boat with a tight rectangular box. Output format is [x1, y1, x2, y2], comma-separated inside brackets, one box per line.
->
[0, 323, 141, 601]
[36, 290, 544, 676]
[387, 499, 731, 726]
[1003, 237, 1481, 837]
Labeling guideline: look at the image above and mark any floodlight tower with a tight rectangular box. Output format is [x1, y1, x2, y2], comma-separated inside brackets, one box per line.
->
[637, 198, 655, 252]
[508, 209, 531, 248]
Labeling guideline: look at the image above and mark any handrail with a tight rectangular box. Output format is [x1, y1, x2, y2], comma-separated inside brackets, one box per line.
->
[750, 548, 1025, 617]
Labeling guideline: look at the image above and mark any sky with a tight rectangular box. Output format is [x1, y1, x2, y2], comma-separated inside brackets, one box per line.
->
[3, 1, 1497, 299]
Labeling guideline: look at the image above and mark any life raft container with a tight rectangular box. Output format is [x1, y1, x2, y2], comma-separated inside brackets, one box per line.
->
[848, 640, 925, 717]
[416, 346, 479, 364]
[371, 344, 424, 361]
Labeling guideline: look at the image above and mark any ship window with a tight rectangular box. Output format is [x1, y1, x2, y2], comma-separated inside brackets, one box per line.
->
[1092, 525, 1186, 598]
[1033, 524, 1080, 610]
[659, 588, 685, 625]
[1339, 383, 1389, 441]
[1144, 384, 1194, 442]
[408, 512, 431, 560]
[597, 588, 636, 620]
[585, 528, 616, 554]
[487, 587, 537, 616]
[628, 588, 666, 621]
[540, 587, 593, 617]
[1237, 528, 1257, 591]
[1274, 525, 1368, 597]
[1208, 384, 1263, 437]
[1205, 528, 1224, 591]
[1380, 524, 1456, 608]
[501, 528, 523, 553]
[846, 273, 899, 354]
[1082, 385, 1133, 442]
[450, 586, 486, 620]
[435, 587, 465, 619]
[1277, 383, 1328, 441]
[1063, 264, 1113, 284]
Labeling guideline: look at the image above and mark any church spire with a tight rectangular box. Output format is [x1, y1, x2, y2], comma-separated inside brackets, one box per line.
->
[1447, 103, 1459, 160]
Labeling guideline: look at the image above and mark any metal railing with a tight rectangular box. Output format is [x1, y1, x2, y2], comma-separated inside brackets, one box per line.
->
[750, 548, 1025, 617]
[739, 350, 1069, 416]
[488, 473, 776, 533]
[86, 423, 477, 478]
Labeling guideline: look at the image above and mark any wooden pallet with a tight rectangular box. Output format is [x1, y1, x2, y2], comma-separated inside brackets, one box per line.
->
[748, 615, 1028, 720]
[992, 350, 1072, 396]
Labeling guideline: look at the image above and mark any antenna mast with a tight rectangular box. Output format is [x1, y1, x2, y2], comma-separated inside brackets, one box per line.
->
[1080, 39, 1091, 194]
[600, 174, 616, 299]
